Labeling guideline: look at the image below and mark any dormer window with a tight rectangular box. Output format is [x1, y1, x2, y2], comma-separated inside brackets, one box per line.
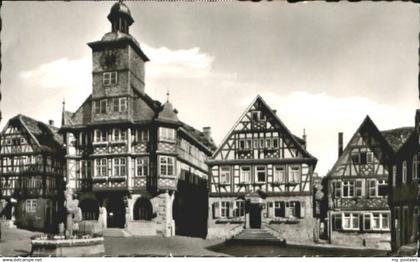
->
[103, 71, 118, 86]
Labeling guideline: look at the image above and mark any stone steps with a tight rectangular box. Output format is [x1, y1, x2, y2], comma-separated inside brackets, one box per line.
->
[232, 228, 283, 242]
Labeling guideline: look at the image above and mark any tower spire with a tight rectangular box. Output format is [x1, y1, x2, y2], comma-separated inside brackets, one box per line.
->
[61, 99, 66, 126]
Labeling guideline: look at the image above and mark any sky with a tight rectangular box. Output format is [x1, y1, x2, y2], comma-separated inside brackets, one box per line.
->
[1, 1, 419, 176]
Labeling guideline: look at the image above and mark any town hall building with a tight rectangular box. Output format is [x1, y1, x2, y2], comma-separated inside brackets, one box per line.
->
[60, 1, 216, 238]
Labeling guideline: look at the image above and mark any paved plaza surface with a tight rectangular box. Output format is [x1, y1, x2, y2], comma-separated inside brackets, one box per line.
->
[0, 228, 225, 257]
[0, 227, 391, 257]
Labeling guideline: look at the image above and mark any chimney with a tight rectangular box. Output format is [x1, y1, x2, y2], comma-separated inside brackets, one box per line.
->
[338, 132, 343, 157]
[272, 109, 277, 114]
[49, 120, 54, 126]
[302, 129, 307, 149]
[203, 127, 211, 138]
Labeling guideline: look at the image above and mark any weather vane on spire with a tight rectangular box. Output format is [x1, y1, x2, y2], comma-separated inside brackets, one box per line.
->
[166, 90, 170, 102]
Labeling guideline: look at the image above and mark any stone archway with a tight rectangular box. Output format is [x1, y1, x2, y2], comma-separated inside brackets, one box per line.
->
[133, 197, 153, 221]
[79, 198, 99, 220]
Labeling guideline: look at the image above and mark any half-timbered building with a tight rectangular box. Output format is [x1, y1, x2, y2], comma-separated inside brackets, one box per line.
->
[389, 110, 419, 253]
[207, 95, 317, 241]
[325, 116, 403, 250]
[0, 115, 65, 232]
[60, 2, 215, 238]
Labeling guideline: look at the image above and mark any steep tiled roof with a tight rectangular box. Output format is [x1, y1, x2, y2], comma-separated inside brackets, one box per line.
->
[180, 122, 217, 152]
[14, 114, 64, 153]
[381, 127, 414, 152]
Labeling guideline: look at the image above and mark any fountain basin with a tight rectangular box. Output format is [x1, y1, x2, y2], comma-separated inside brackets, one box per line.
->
[31, 237, 105, 257]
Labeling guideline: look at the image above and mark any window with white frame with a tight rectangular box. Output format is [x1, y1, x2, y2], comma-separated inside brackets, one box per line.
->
[343, 213, 359, 230]
[413, 155, 418, 180]
[259, 138, 264, 148]
[95, 129, 107, 142]
[136, 129, 149, 143]
[103, 71, 118, 86]
[273, 165, 286, 183]
[114, 158, 126, 177]
[113, 97, 127, 112]
[368, 179, 377, 197]
[159, 127, 176, 141]
[403, 161, 407, 183]
[246, 139, 252, 149]
[372, 213, 389, 230]
[343, 181, 355, 198]
[221, 201, 230, 218]
[25, 199, 37, 213]
[220, 166, 231, 184]
[288, 165, 300, 183]
[160, 156, 175, 176]
[253, 139, 258, 149]
[96, 159, 107, 177]
[233, 201, 245, 217]
[239, 166, 251, 184]
[136, 157, 148, 177]
[393, 165, 397, 187]
[255, 166, 266, 183]
[265, 138, 272, 148]
[113, 128, 126, 141]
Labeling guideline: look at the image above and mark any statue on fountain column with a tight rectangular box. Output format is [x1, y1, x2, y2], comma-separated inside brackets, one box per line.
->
[63, 186, 82, 238]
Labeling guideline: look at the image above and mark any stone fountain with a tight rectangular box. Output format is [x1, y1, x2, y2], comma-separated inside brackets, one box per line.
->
[30, 186, 105, 257]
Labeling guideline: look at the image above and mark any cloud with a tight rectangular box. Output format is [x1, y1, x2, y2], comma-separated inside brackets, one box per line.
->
[142, 44, 215, 79]
[20, 57, 91, 89]
[240, 91, 415, 176]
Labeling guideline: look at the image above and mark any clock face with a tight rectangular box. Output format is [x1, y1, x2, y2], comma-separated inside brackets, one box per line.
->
[100, 50, 118, 67]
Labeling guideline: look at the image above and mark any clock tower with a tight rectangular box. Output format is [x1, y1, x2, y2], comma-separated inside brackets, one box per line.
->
[87, 1, 149, 122]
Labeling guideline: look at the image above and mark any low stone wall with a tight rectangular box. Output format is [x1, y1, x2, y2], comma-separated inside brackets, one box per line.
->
[264, 217, 315, 243]
[330, 231, 391, 250]
[207, 223, 244, 239]
[31, 237, 105, 257]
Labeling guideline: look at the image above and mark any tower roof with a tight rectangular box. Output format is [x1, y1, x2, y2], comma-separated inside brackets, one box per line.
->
[157, 101, 179, 123]
[107, 1, 134, 25]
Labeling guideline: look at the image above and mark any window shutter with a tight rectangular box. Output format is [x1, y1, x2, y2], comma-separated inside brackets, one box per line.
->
[300, 202, 305, 218]
[213, 202, 220, 219]
[267, 202, 273, 218]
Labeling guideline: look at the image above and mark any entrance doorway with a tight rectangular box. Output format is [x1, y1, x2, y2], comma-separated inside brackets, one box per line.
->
[106, 197, 126, 228]
[133, 198, 153, 220]
[249, 203, 262, 228]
